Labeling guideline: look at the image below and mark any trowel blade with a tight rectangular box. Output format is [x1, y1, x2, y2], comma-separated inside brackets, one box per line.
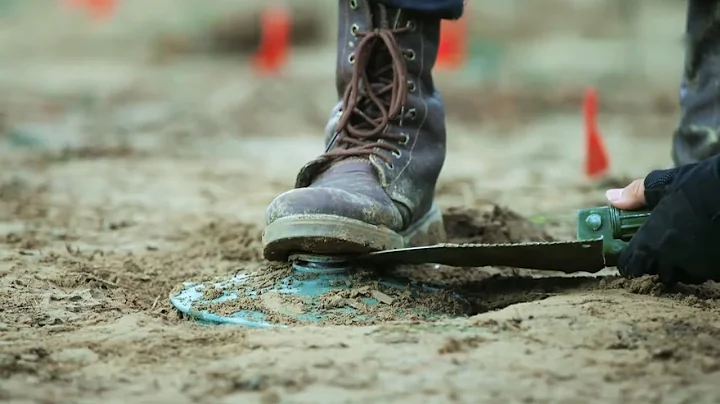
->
[355, 239, 606, 273]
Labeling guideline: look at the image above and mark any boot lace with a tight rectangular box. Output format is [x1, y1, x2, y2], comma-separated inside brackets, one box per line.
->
[323, 25, 413, 165]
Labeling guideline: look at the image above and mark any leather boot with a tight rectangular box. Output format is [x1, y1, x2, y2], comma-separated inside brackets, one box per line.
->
[672, 0, 720, 165]
[263, 0, 447, 261]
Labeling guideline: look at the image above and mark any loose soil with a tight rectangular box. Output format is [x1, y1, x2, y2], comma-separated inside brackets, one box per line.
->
[2, 22, 720, 404]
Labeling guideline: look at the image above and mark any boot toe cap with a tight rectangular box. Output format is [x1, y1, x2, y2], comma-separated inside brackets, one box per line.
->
[265, 186, 403, 230]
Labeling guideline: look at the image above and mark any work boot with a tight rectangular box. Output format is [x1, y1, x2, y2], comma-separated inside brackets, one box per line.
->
[263, 0, 446, 261]
[672, 1, 720, 165]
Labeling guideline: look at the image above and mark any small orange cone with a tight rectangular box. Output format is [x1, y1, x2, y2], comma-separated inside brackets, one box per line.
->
[252, 4, 291, 76]
[436, 12, 468, 70]
[583, 87, 610, 178]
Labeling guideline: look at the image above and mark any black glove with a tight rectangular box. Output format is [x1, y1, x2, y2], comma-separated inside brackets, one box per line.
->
[618, 155, 720, 284]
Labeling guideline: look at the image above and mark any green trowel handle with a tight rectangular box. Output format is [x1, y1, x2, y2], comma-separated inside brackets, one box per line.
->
[576, 206, 651, 265]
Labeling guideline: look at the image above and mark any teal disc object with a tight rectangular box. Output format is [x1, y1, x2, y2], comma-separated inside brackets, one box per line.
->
[170, 254, 467, 328]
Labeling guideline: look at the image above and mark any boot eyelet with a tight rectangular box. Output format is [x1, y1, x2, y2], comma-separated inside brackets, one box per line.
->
[405, 20, 416, 31]
[351, 24, 360, 36]
[348, 53, 356, 64]
[399, 133, 410, 145]
[405, 108, 417, 120]
[392, 150, 402, 158]
[403, 49, 416, 61]
[349, 0, 358, 9]
[385, 161, 394, 169]
[407, 80, 416, 93]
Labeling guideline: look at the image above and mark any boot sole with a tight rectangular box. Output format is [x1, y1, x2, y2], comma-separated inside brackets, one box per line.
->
[262, 204, 446, 261]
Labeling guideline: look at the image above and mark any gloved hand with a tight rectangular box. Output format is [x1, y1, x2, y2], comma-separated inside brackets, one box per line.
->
[605, 155, 720, 284]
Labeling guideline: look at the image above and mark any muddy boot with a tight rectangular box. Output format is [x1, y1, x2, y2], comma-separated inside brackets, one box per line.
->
[263, 0, 446, 261]
[672, 0, 720, 165]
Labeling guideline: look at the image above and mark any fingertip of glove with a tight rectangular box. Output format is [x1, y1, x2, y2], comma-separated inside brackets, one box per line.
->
[618, 248, 656, 279]
[644, 168, 678, 189]
[644, 168, 678, 208]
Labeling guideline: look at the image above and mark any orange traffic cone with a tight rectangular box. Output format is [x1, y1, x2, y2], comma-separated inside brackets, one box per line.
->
[583, 87, 610, 178]
[251, 4, 291, 76]
[437, 12, 468, 70]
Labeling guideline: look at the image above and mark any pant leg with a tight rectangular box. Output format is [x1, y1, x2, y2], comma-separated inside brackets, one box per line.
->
[685, 0, 716, 38]
[374, 0, 464, 20]
[671, 0, 720, 165]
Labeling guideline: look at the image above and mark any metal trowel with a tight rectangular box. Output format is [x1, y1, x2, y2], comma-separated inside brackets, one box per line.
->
[349, 205, 650, 272]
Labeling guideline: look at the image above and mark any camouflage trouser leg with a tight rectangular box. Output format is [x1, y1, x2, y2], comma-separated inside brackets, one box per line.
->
[673, 0, 720, 165]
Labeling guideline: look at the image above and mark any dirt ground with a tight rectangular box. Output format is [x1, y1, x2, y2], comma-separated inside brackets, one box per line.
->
[3, 2, 720, 403]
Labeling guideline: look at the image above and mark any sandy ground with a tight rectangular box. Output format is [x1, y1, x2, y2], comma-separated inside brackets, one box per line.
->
[1, 54, 720, 403]
[3, 2, 720, 403]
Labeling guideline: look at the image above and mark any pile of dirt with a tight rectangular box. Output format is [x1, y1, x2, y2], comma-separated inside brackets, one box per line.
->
[443, 203, 553, 244]
[393, 203, 555, 286]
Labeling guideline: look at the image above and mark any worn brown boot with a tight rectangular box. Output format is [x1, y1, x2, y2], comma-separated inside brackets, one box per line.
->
[263, 0, 446, 261]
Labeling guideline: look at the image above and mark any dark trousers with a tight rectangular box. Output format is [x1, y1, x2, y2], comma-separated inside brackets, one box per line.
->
[375, 0, 464, 20]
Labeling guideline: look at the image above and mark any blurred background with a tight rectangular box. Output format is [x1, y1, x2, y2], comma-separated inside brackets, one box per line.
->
[0, 1, 684, 104]
[0, 0, 686, 181]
